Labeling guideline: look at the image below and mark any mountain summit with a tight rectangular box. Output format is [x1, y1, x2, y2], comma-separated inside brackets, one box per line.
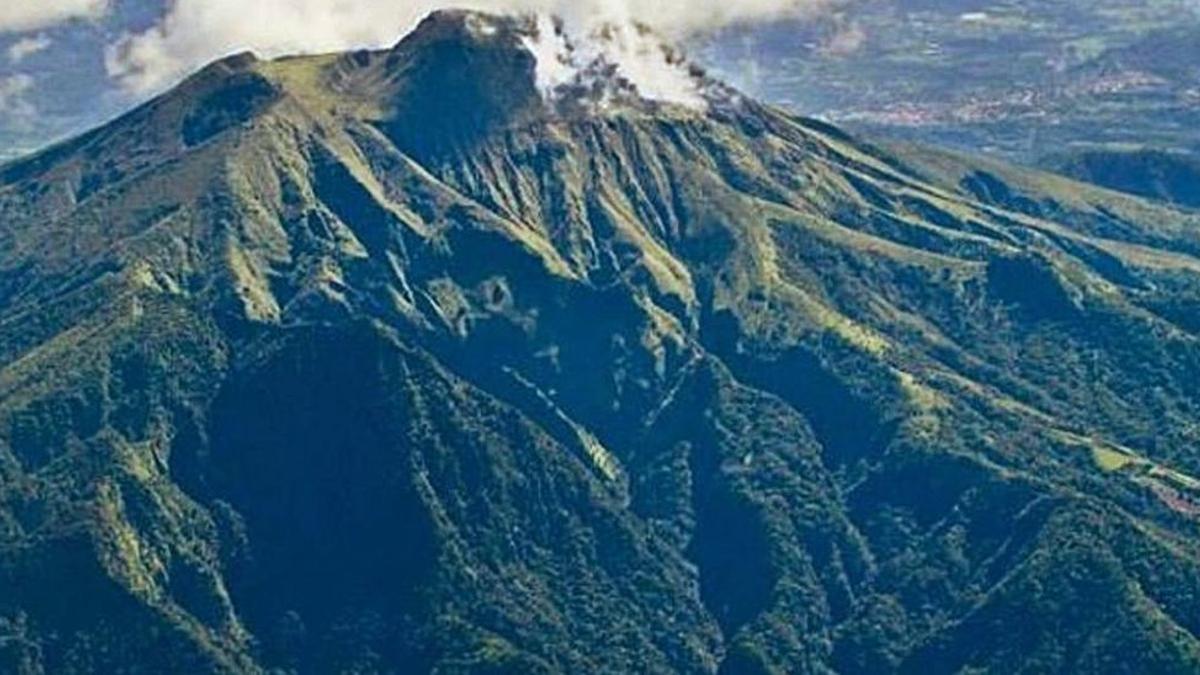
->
[345, 10, 722, 157]
[2, 10, 1200, 674]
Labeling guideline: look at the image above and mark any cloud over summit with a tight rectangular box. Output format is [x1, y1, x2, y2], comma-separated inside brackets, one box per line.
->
[103, 0, 843, 94]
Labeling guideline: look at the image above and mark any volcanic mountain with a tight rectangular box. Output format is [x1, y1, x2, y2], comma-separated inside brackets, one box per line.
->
[2, 10, 1200, 674]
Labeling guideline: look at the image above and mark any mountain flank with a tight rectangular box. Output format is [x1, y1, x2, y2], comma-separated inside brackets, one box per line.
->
[2, 10, 1200, 674]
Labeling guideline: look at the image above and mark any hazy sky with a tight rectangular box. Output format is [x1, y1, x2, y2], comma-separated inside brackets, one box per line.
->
[0, 0, 850, 156]
[1, 0, 1196, 159]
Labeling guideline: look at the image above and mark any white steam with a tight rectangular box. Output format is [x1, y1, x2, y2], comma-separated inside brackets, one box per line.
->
[105, 1, 846, 97]
[520, 15, 707, 108]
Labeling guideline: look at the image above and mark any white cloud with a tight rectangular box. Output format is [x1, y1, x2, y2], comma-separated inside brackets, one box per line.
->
[0, 0, 107, 33]
[0, 73, 35, 119]
[7, 34, 53, 63]
[104, 0, 846, 95]
[819, 19, 865, 56]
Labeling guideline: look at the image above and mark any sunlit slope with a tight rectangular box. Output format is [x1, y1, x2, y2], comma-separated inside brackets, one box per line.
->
[1, 11, 1200, 674]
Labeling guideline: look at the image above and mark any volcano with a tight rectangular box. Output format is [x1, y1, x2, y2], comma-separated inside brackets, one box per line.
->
[1, 10, 1200, 674]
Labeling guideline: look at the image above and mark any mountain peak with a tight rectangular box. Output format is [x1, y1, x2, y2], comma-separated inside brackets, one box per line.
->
[393, 8, 525, 49]
[374, 11, 546, 157]
[354, 9, 719, 159]
[6, 6, 1200, 673]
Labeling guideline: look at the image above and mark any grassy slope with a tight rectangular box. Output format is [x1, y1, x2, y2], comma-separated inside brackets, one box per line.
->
[1, 13, 1200, 673]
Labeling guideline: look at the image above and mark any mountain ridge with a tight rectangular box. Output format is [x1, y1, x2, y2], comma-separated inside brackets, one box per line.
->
[2, 9, 1200, 674]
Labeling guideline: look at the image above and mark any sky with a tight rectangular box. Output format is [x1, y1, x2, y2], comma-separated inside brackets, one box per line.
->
[0, 0, 851, 157]
[106, 0, 845, 94]
[0, 0, 160, 156]
[1, 0, 1196, 160]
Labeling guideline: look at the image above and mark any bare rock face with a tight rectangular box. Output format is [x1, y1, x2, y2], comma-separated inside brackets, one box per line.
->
[1, 9, 1200, 675]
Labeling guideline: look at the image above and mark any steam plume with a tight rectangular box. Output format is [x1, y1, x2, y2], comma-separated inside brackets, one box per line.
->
[105, 1, 846, 95]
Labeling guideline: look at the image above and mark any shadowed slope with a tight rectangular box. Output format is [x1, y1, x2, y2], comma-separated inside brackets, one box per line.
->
[2, 9, 1200, 674]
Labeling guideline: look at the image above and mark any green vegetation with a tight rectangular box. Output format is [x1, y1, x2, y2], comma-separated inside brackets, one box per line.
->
[1, 10, 1200, 674]
[1046, 147, 1200, 210]
[704, 0, 1200, 167]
